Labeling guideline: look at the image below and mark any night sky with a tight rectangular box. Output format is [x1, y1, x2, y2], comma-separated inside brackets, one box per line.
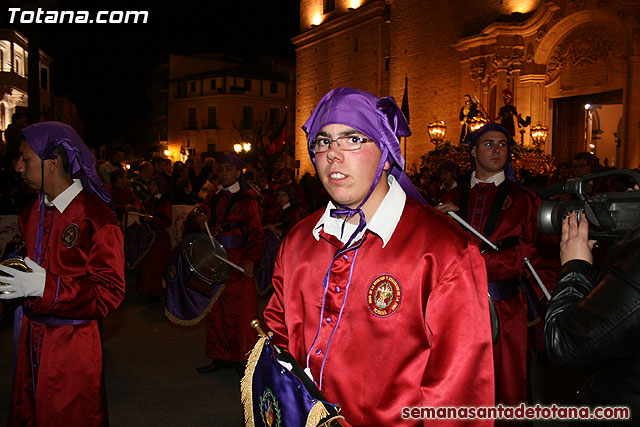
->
[1, 0, 300, 147]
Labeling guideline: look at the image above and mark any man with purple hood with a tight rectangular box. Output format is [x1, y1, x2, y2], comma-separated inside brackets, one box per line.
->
[0, 122, 125, 426]
[439, 123, 557, 411]
[263, 88, 494, 426]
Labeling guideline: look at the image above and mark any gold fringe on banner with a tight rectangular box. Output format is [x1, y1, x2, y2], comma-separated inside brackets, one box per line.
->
[240, 336, 267, 427]
[163, 284, 225, 326]
[306, 400, 330, 427]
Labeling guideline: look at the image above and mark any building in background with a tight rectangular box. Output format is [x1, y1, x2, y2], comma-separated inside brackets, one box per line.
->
[293, 0, 640, 173]
[0, 29, 52, 135]
[167, 54, 295, 169]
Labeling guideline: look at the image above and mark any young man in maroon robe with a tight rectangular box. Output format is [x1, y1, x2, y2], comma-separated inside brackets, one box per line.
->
[196, 154, 264, 374]
[0, 122, 125, 426]
[135, 176, 172, 298]
[439, 123, 556, 410]
[263, 88, 495, 426]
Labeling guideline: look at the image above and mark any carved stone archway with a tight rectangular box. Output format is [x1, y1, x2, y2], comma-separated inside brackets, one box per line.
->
[455, 2, 639, 166]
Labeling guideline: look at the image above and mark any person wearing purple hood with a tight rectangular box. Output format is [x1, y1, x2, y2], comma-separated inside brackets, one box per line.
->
[0, 122, 125, 426]
[263, 88, 494, 426]
[439, 123, 557, 412]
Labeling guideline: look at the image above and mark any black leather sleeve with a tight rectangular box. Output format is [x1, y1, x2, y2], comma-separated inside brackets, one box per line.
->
[544, 253, 640, 369]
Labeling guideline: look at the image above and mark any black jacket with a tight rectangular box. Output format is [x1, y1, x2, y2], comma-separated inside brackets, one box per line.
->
[544, 254, 640, 422]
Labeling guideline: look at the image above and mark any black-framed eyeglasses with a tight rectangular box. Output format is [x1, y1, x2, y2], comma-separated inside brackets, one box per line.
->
[309, 135, 375, 154]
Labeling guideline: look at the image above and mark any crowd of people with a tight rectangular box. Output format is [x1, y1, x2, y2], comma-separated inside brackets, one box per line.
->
[0, 91, 639, 426]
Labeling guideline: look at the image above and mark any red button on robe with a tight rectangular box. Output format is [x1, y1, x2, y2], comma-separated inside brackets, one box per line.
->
[9, 191, 125, 427]
[264, 198, 494, 426]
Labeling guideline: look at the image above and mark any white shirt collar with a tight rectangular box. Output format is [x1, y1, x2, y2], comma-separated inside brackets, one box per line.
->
[470, 170, 505, 188]
[45, 179, 83, 213]
[312, 174, 406, 248]
[217, 181, 240, 194]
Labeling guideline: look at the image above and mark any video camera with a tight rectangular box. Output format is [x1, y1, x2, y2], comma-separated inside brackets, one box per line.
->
[538, 169, 640, 241]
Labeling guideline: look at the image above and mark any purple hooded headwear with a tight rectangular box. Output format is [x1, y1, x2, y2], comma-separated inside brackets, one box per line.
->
[219, 153, 249, 192]
[21, 121, 112, 204]
[219, 153, 245, 171]
[303, 87, 424, 203]
[276, 183, 296, 204]
[464, 122, 516, 182]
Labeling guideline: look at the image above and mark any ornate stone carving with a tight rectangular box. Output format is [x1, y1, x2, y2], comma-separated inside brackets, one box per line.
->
[470, 61, 485, 81]
[491, 47, 524, 72]
[546, 25, 615, 81]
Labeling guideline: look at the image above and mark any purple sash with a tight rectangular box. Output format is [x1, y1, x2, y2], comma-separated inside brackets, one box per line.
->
[488, 279, 520, 301]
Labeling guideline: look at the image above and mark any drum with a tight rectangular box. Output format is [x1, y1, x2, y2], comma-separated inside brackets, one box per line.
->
[183, 233, 231, 285]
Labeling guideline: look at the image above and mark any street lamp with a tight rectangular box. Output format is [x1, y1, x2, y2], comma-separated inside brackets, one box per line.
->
[427, 121, 447, 149]
[234, 142, 252, 154]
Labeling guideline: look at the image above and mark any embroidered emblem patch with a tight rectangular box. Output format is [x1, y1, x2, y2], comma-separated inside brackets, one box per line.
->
[61, 224, 79, 248]
[259, 388, 282, 427]
[367, 274, 402, 317]
[502, 195, 512, 210]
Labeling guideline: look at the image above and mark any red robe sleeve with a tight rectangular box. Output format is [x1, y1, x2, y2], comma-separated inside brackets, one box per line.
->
[37, 223, 125, 319]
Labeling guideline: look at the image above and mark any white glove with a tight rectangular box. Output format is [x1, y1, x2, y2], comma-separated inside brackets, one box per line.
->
[0, 257, 46, 299]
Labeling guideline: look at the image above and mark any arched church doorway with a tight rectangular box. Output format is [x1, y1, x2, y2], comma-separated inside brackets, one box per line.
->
[552, 89, 622, 165]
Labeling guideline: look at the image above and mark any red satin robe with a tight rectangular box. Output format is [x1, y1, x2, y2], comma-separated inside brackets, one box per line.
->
[264, 198, 494, 426]
[442, 181, 553, 406]
[202, 189, 264, 361]
[136, 195, 172, 297]
[9, 191, 125, 427]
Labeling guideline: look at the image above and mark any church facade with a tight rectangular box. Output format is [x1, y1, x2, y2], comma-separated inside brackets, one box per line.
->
[293, 0, 640, 173]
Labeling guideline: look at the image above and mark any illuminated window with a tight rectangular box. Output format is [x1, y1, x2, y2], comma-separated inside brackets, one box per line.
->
[323, 0, 335, 14]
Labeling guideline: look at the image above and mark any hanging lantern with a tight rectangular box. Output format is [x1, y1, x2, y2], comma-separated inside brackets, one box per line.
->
[468, 117, 489, 133]
[427, 120, 447, 149]
[530, 124, 548, 149]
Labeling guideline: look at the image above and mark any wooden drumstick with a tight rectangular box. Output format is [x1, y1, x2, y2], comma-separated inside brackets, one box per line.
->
[203, 222, 245, 273]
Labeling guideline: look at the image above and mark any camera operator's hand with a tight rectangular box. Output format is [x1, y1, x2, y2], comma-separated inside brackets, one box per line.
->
[560, 211, 596, 265]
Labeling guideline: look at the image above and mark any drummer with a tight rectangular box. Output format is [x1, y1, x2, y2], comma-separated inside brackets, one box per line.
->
[263, 88, 494, 425]
[196, 154, 264, 374]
